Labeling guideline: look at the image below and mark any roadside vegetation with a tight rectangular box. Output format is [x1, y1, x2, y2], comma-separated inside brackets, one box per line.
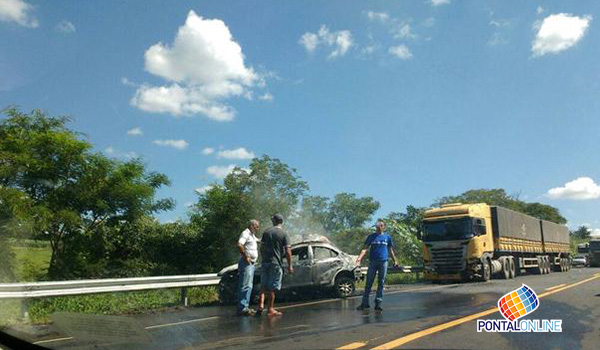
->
[0, 108, 576, 324]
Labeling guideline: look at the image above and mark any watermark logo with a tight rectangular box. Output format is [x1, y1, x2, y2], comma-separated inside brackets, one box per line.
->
[498, 284, 538, 321]
[477, 284, 562, 333]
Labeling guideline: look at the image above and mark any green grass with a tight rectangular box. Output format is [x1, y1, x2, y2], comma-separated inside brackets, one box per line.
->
[1, 286, 219, 325]
[11, 245, 52, 282]
[356, 272, 422, 289]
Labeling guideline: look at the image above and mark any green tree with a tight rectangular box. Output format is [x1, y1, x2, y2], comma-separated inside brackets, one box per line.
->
[434, 188, 566, 224]
[190, 156, 309, 270]
[571, 226, 591, 240]
[326, 193, 380, 232]
[0, 108, 173, 279]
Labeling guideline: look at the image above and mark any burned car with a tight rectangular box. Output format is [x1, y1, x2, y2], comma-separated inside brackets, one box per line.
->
[217, 240, 361, 304]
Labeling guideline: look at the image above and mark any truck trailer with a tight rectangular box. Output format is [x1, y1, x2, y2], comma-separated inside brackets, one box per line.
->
[421, 203, 571, 281]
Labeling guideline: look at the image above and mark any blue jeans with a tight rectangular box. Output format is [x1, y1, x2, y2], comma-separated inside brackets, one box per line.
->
[361, 260, 388, 307]
[237, 258, 255, 311]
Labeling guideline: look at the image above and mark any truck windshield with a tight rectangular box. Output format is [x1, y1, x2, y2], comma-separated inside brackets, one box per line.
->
[422, 218, 474, 242]
[589, 241, 600, 251]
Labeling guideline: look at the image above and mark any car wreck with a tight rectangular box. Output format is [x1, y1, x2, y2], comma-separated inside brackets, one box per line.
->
[217, 239, 362, 304]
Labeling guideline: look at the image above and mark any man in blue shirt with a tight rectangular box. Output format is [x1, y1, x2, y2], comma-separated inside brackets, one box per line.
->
[355, 220, 399, 311]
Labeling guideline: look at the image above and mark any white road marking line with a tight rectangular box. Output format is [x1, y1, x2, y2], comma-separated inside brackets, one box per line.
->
[144, 315, 221, 329]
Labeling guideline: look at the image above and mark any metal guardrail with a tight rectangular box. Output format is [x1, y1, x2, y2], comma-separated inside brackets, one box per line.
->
[0, 274, 220, 300]
[358, 266, 423, 275]
[0, 266, 422, 301]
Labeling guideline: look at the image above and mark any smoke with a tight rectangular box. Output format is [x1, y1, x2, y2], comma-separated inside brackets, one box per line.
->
[284, 208, 330, 245]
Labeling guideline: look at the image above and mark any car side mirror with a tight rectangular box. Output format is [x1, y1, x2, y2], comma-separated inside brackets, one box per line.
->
[416, 228, 423, 241]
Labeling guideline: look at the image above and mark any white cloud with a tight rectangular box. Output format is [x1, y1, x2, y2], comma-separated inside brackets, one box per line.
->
[202, 147, 215, 155]
[130, 10, 264, 121]
[366, 11, 389, 23]
[207, 164, 237, 179]
[490, 19, 510, 27]
[299, 25, 354, 59]
[488, 32, 508, 46]
[423, 17, 436, 27]
[532, 13, 592, 57]
[0, 0, 37, 27]
[217, 147, 255, 160]
[195, 185, 214, 195]
[299, 32, 319, 52]
[591, 228, 600, 238]
[537, 6, 545, 15]
[127, 127, 143, 136]
[389, 45, 413, 60]
[153, 139, 189, 150]
[393, 23, 416, 39]
[104, 146, 137, 159]
[55, 20, 75, 34]
[258, 92, 273, 101]
[121, 77, 137, 87]
[430, 0, 450, 7]
[547, 177, 600, 200]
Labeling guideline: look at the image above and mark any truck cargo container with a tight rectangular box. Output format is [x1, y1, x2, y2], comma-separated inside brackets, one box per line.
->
[420, 203, 571, 281]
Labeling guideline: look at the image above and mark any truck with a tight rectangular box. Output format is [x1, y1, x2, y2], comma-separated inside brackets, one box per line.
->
[420, 203, 571, 281]
[577, 242, 590, 266]
[589, 239, 600, 267]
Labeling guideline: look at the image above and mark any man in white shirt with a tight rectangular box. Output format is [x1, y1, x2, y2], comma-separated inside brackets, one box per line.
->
[237, 219, 260, 315]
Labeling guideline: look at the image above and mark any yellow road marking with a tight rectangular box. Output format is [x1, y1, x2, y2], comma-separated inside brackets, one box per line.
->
[544, 283, 566, 291]
[367, 274, 600, 350]
[337, 342, 367, 349]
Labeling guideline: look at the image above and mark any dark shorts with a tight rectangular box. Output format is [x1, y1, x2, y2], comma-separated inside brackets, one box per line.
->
[260, 262, 283, 291]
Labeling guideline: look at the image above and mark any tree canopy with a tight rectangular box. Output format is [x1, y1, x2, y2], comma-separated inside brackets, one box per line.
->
[0, 108, 173, 278]
[434, 188, 566, 224]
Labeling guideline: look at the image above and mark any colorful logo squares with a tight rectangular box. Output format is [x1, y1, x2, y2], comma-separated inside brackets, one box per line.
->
[498, 284, 539, 321]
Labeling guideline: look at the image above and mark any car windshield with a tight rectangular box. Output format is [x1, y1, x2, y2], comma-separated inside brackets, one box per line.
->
[422, 218, 475, 242]
[1, 1, 597, 350]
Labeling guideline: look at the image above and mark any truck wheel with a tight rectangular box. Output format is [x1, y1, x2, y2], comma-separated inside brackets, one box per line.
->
[534, 257, 543, 275]
[481, 259, 491, 282]
[545, 257, 551, 274]
[500, 258, 510, 279]
[334, 276, 355, 298]
[508, 257, 516, 279]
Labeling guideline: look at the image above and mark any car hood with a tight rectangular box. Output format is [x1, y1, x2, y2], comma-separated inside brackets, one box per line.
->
[218, 263, 239, 276]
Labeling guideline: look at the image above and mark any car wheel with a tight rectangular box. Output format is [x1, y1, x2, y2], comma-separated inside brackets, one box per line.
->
[334, 275, 355, 298]
[218, 274, 238, 305]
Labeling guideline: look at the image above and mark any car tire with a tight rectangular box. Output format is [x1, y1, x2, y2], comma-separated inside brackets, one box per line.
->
[218, 274, 238, 305]
[334, 275, 355, 298]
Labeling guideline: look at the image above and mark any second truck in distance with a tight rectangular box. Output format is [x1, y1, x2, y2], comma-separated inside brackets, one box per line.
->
[421, 203, 571, 281]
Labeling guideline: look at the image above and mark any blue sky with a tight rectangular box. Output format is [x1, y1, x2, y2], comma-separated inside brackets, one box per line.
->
[1, 0, 599, 232]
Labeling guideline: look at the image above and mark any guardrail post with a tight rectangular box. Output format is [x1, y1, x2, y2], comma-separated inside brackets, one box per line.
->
[181, 287, 188, 307]
[20, 299, 29, 321]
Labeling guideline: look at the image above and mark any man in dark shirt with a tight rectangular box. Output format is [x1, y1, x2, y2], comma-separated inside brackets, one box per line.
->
[355, 220, 399, 311]
[257, 214, 293, 316]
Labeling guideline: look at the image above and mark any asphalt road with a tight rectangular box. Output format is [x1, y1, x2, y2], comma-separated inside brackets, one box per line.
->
[7, 267, 600, 350]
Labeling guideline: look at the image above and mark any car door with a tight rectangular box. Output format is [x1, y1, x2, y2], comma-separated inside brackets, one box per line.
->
[311, 246, 342, 286]
[282, 246, 313, 288]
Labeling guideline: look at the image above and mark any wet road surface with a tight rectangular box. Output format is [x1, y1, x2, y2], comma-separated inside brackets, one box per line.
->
[8, 267, 600, 350]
